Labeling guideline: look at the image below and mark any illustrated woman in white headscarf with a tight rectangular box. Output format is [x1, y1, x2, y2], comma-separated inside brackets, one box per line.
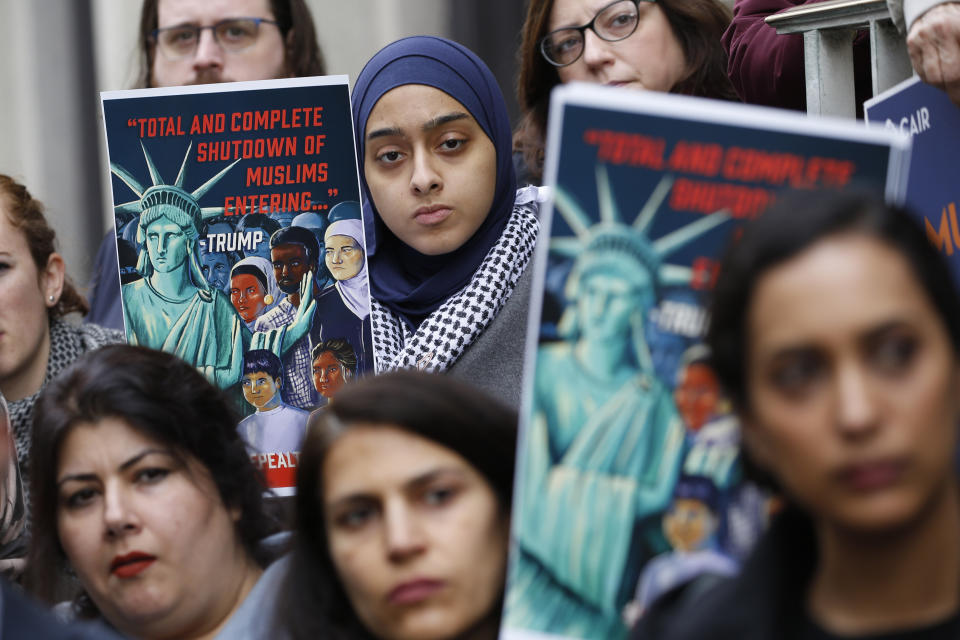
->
[311, 209, 374, 376]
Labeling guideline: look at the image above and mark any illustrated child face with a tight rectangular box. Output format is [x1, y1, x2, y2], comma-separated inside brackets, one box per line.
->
[230, 273, 266, 323]
[325, 235, 364, 281]
[323, 424, 508, 640]
[663, 497, 715, 552]
[241, 370, 280, 409]
[312, 351, 347, 399]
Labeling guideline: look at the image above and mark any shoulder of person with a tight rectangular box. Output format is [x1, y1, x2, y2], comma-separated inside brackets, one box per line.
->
[641, 569, 763, 639]
[6, 581, 122, 639]
[315, 286, 339, 301]
[76, 322, 125, 351]
[213, 553, 292, 640]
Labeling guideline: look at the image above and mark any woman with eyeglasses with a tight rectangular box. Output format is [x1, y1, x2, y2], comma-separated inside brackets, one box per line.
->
[514, 0, 738, 185]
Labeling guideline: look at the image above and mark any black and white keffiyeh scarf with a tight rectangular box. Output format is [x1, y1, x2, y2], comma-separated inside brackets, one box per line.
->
[372, 198, 541, 373]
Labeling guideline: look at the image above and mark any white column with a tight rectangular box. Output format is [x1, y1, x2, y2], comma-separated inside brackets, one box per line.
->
[307, 0, 450, 87]
[0, 0, 105, 289]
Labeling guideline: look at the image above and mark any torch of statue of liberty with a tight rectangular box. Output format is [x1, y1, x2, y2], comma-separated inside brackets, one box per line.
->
[112, 141, 316, 389]
[506, 167, 729, 639]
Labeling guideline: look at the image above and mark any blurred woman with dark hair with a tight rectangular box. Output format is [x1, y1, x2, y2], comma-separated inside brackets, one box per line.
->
[639, 191, 960, 638]
[281, 370, 517, 640]
[514, 0, 739, 184]
[27, 345, 282, 640]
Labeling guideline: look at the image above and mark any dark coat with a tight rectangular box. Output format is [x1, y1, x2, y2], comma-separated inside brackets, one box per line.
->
[310, 286, 373, 376]
[1, 580, 121, 639]
[632, 508, 816, 640]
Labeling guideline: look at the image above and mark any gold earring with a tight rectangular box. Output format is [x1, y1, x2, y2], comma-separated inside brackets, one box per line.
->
[264, 294, 274, 305]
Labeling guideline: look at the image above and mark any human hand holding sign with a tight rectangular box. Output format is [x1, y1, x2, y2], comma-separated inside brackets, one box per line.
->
[908, 2, 960, 106]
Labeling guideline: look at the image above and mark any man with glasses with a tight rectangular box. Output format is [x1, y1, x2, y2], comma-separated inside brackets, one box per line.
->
[137, 0, 326, 87]
[86, 0, 327, 330]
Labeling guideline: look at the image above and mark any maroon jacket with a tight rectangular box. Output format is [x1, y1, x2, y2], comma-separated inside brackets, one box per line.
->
[722, 0, 872, 115]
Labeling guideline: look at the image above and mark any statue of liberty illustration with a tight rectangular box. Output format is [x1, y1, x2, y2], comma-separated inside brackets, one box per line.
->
[506, 166, 730, 639]
[112, 140, 316, 389]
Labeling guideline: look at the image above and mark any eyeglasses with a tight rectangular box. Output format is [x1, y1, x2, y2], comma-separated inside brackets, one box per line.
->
[539, 0, 651, 67]
[151, 17, 280, 60]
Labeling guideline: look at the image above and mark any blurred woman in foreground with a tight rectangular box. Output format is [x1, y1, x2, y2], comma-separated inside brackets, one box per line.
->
[281, 370, 517, 640]
[641, 191, 960, 638]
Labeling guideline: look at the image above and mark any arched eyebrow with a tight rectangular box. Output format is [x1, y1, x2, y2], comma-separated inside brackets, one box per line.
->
[366, 111, 471, 142]
[325, 466, 467, 507]
[423, 111, 470, 132]
[57, 448, 174, 487]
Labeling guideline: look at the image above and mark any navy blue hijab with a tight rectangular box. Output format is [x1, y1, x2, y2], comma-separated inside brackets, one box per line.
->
[352, 36, 518, 329]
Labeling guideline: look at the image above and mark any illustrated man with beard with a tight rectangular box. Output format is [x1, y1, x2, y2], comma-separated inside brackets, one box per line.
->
[254, 226, 324, 408]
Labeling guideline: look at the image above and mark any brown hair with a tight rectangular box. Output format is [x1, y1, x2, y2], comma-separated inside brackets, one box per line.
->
[0, 175, 88, 318]
[514, 0, 739, 184]
[135, 0, 327, 88]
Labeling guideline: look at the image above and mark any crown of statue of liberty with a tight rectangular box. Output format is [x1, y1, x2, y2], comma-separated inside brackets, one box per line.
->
[110, 140, 241, 225]
[552, 165, 730, 290]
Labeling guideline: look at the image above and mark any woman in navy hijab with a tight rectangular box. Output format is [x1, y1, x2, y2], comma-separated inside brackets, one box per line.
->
[352, 36, 545, 407]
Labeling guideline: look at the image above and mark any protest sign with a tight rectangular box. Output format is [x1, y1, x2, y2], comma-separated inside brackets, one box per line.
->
[503, 84, 909, 639]
[866, 76, 960, 287]
[102, 76, 373, 495]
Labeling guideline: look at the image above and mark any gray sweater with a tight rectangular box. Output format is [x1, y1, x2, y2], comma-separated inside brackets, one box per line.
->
[448, 264, 534, 408]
